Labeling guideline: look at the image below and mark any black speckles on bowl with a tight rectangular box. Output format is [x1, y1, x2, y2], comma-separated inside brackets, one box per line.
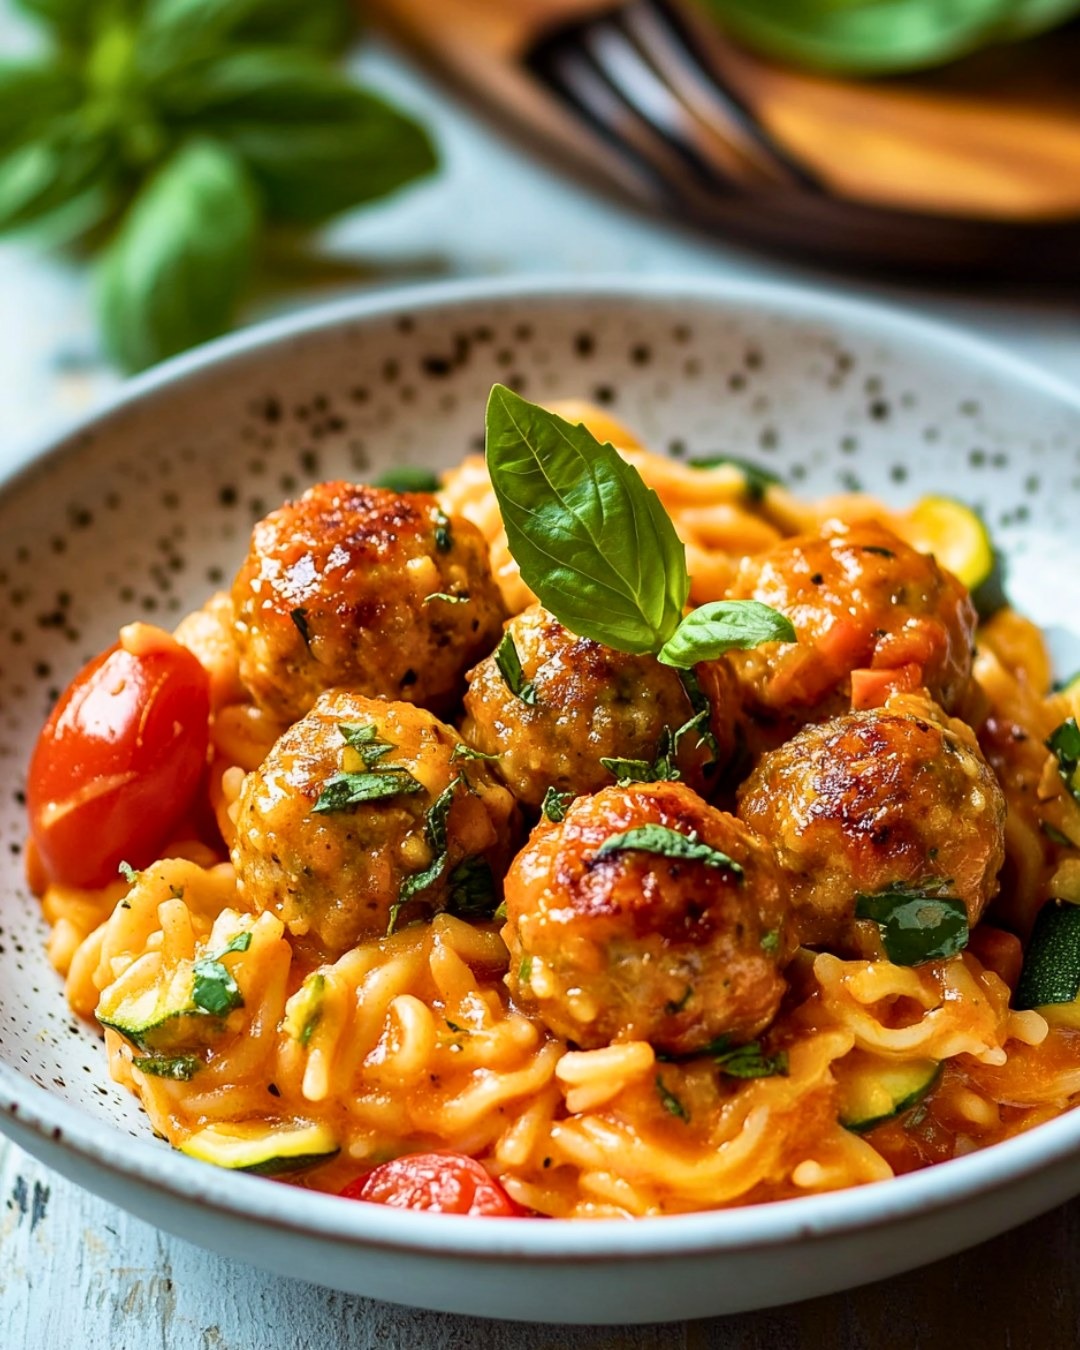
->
[1, 280, 1080, 1319]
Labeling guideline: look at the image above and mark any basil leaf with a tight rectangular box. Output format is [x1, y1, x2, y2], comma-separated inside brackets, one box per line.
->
[424, 592, 467, 605]
[451, 743, 500, 764]
[290, 606, 313, 650]
[0, 127, 111, 235]
[0, 62, 81, 156]
[1048, 718, 1080, 806]
[374, 466, 441, 494]
[600, 756, 656, 785]
[132, 1054, 204, 1080]
[162, 51, 436, 224]
[655, 1075, 689, 1122]
[594, 825, 743, 876]
[221, 931, 252, 955]
[854, 884, 969, 965]
[97, 139, 259, 371]
[191, 957, 244, 1016]
[688, 455, 782, 502]
[390, 779, 460, 929]
[312, 768, 422, 814]
[486, 385, 689, 655]
[677, 669, 719, 765]
[446, 857, 498, 919]
[338, 722, 395, 765]
[495, 630, 537, 706]
[140, 0, 352, 74]
[713, 1042, 788, 1080]
[541, 787, 572, 823]
[657, 600, 795, 670]
[601, 727, 680, 785]
[12, 0, 92, 43]
[118, 861, 140, 885]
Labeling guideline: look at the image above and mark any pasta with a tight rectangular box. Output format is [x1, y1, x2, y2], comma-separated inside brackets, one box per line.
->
[25, 398, 1080, 1219]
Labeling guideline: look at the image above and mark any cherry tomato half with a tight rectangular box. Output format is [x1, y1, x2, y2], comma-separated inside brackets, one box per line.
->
[340, 1152, 523, 1216]
[27, 634, 211, 888]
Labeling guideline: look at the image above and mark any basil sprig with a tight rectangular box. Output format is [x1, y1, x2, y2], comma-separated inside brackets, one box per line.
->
[854, 881, 969, 966]
[2, 1, 436, 370]
[1048, 719, 1080, 806]
[191, 930, 252, 1017]
[486, 387, 795, 669]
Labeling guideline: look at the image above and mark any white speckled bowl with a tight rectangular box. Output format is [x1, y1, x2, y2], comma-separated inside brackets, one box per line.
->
[2, 279, 1080, 1325]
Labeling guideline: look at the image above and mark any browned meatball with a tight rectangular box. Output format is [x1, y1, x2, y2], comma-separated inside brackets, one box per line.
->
[719, 520, 976, 733]
[503, 782, 790, 1053]
[460, 604, 736, 812]
[232, 482, 506, 723]
[736, 693, 1006, 953]
[233, 691, 517, 960]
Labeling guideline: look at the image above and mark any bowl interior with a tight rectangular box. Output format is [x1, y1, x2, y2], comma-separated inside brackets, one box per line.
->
[2, 281, 1080, 1181]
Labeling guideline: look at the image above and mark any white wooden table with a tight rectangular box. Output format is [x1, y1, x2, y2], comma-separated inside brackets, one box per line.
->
[4, 28, 1080, 1350]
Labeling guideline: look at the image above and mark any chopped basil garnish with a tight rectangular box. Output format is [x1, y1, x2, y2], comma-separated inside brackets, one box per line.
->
[601, 727, 680, 786]
[312, 768, 422, 814]
[518, 955, 533, 984]
[290, 606, 314, 651]
[594, 825, 744, 877]
[854, 881, 969, 965]
[541, 786, 573, 823]
[447, 856, 498, 919]
[713, 1042, 788, 1080]
[1048, 718, 1080, 806]
[451, 742, 501, 763]
[390, 781, 459, 930]
[688, 454, 783, 502]
[221, 932, 252, 956]
[374, 466, 441, 494]
[424, 591, 468, 604]
[192, 959, 243, 1017]
[495, 630, 537, 705]
[434, 509, 453, 552]
[118, 861, 139, 885]
[338, 722, 396, 766]
[760, 928, 780, 953]
[132, 1054, 203, 1081]
[677, 668, 720, 766]
[485, 384, 792, 668]
[655, 1075, 690, 1122]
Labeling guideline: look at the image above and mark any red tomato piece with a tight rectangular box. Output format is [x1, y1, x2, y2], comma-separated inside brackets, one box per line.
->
[340, 1152, 523, 1216]
[27, 636, 211, 888]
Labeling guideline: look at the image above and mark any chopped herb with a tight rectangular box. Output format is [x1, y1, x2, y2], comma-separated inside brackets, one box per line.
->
[854, 880, 969, 965]
[338, 722, 396, 766]
[434, 509, 453, 552]
[594, 825, 744, 877]
[313, 768, 422, 815]
[290, 607, 314, 651]
[447, 856, 498, 919]
[1048, 718, 1080, 805]
[132, 1054, 203, 1081]
[861, 545, 897, 559]
[493, 900, 508, 921]
[1042, 821, 1075, 848]
[451, 743, 501, 763]
[713, 1042, 788, 1079]
[375, 466, 441, 494]
[495, 630, 537, 705]
[118, 861, 139, 885]
[677, 669, 720, 765]
[168, 885, 186, 901]
[445, 1019, 468, 1034]
[221, 931, 253, 955]
[655, 1075, 690, 1122]
[298, 974, 325, 1047]
[518, 955, 533, 984]
[760, 928, 780, 953]
[541, 786, 573, 823]
[665, 986, 694, 1015]
[601, 727, 681, 786]
[424, 591, 468, 605]
[390, 778, 471, 932]
[191, 958, 243, 1018]
[687, 454, 783, 502]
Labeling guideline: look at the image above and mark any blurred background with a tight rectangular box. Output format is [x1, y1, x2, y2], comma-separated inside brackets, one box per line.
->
[1, 0, 1079, 453]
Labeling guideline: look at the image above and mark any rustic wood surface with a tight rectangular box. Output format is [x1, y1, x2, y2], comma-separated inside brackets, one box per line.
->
[3, 16, 1080, 1348]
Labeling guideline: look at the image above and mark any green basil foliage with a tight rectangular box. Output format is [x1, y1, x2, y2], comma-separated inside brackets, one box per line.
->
[191, 930, 251, 1016]
[3, 0, 436, 369]
[541, 786, 573, 823]
[1048, 718, 1080, 806]
[313, 768, 422, 815]
[702, 0, 1080, 75]
[133, 1053, 203, 1080]
[712, 1041, 788, 1080]
[594, 824, 744, 877]
[854, 881, 969, 965]
[655, 1075, 689, 1122]
[688, 455, 782, 503]
[374, 466, 441, 494]
[485, 387, 794, 669]
[494, 630, 537, 706]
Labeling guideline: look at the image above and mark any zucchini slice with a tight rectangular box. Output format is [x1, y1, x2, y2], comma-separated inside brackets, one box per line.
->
[178, 1121, 339, 1176]
[282, 972, 325, 1047]
[900, 495, 994, 591]
[835, 1053, 941, 1133]
[98, 961, 217, 1054]
[1015, 901, 1080, 1011]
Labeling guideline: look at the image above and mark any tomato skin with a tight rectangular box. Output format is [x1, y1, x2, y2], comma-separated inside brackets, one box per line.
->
[27, 640, 211, 888]
[340, 1152, 523, 1216]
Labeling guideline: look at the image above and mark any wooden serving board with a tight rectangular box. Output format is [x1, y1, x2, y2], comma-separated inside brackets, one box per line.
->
[368, 0, 1080, 279]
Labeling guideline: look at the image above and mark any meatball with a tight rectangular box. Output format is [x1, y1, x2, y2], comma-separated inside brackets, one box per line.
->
[461, 605, 737, 812]
[503, 782, 790, 1053]
[720, 520, 976, 731]
[233, 691, 517, 960]
[231, 482, 506, 723]
[736, 693, 1006, 953]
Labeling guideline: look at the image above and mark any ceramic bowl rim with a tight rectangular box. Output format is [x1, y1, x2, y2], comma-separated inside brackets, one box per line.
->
[3, 272, 1080, 1264]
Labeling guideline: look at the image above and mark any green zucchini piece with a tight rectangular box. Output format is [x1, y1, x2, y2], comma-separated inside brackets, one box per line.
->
[836, 1055, 941, 1133]
[178, 1121, 339, 1175]
[282, 972, 326, 1047]
[1014, 901, 1080, 1010]
[900, 496, 994, 591]
[97, 963, 220, 1054]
